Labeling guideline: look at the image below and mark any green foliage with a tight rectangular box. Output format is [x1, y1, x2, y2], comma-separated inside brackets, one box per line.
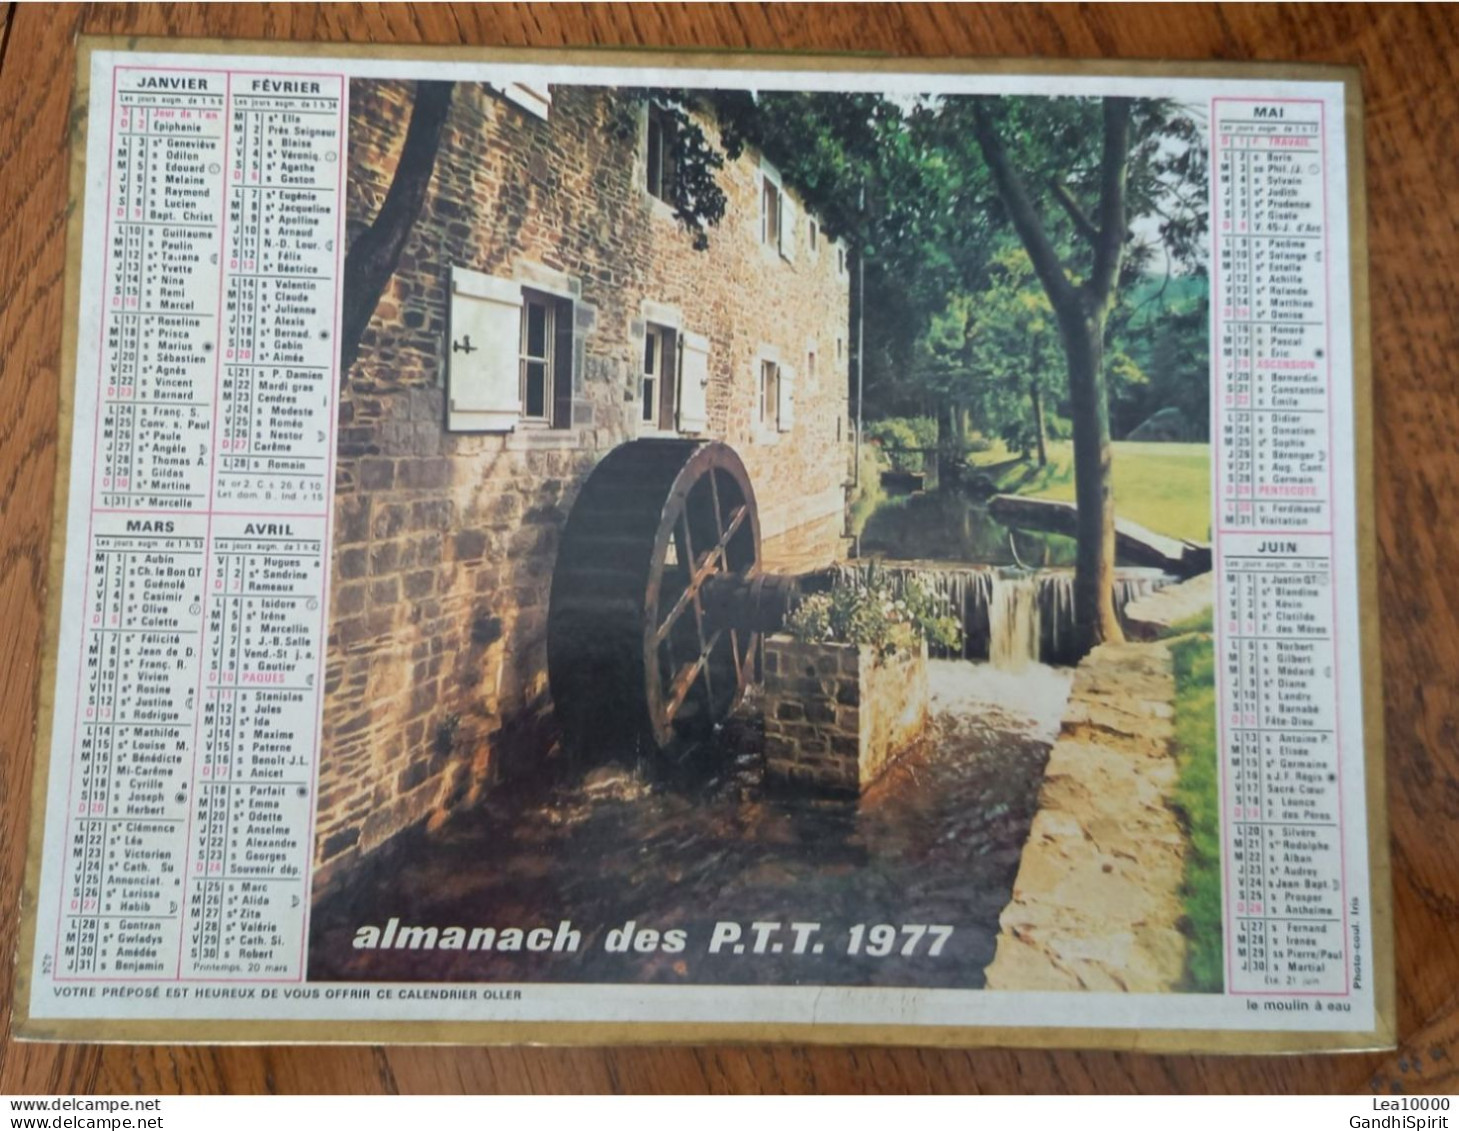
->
[785, 569, 962, 660]
[611, 91, 728, 251]
[1109, 274, 1211, 440]
[848, 440, 888, 538]
[864, 416, 936, 473]
[1167, 628, 1223, 993]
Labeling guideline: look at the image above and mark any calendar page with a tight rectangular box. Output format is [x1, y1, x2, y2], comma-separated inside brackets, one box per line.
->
[14, 40, 1391, 1051]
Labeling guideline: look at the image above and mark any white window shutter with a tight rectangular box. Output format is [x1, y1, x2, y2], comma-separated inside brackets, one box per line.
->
[777, 361, 796, 431]
[447, 266, 522, 433]
[780, 194, 796, 261]
[677, 331, 710, 434]
[487, 82, 551, 121]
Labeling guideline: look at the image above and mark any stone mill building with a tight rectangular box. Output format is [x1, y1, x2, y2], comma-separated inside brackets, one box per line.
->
[314, 79, 854, 890]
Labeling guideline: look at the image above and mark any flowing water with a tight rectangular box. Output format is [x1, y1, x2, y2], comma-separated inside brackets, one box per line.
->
[308, 657, 1074, 989]
[307, 490, 1154, 988]
[833, 561, 1170, 667]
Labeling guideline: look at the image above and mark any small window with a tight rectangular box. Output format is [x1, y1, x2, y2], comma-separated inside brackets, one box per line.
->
[641, 323, 677, 430]
[762, 179, 782, 247]
[836, 337, 844, 362]
[518, 289, 572, 428]
[808, 219, 819, 252]
[645, 106, 677, 203]
[807, 350, 817, 384]
[837, 246, 847, 275]
[760, 360, 780, 428]
[520, 295, 554, 422]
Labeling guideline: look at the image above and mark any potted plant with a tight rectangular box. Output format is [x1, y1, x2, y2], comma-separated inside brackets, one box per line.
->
[763, 569, 962, 794]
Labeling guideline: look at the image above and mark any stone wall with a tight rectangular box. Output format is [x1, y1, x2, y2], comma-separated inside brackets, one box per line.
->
[982, 639, 1190, 992]
[762, 636, 929, 794]
[315, 81, 853, 890]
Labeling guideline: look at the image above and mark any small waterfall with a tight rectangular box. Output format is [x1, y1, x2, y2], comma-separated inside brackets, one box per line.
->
[831, 561, 1172, 667]
[988, 576, 1040, 670]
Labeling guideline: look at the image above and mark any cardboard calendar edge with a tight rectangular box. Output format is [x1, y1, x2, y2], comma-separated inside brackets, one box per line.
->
[1345, 67, 1397, 1054]
[15, 39, 1392, 1054]
[11, 36, 97, 1043]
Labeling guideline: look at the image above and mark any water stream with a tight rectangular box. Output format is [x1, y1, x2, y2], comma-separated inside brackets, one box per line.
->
[307, 491, 1152, 987]
[833, 561, 1170, 667]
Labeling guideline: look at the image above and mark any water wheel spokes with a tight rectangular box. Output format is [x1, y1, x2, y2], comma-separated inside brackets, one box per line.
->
[654, 497, 750, 730]
[548, 440, 768, 760]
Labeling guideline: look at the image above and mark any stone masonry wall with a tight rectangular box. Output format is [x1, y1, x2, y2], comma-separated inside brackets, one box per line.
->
[763, 636, 929, 794]
[983, 640, 1190, 992]
[314, 81, 853, 890]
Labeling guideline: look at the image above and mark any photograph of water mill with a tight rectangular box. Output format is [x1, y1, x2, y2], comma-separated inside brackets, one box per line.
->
[306, 74, 1220, 995]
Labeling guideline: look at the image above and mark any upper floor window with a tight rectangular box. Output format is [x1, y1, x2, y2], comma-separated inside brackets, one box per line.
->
[486, 82, 552, 121]
[645, 105, 677, 204]
[759, 360, 781, 428]
[808, 219, 819, 253]
[758, 357, 795, 434]
[762, 179, 782, 248]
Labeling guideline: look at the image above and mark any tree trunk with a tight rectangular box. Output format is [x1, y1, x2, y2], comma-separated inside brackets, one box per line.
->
[1059, 303, 1123, 650]
[1029, 381, 1048, 468]
[936, 399, 962, 489]
[339, 81, 455, 378]
[969, 95, 1131, 655]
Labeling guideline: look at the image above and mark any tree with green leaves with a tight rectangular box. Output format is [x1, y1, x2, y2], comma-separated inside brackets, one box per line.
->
[938, 95, 1206, 649]
[919, 246, 1066, 467]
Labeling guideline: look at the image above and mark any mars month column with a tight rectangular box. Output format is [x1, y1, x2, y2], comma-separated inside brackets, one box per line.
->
[1213, 100, 1347, 995]
[54, 68, 342, 983]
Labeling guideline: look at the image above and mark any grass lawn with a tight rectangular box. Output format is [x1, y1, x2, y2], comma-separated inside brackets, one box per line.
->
[1163, 608, 1223, 993]
[970, 439, 1212, 543]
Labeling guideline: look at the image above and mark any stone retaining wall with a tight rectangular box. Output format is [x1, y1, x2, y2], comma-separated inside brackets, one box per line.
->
[983, 639, 1190, 992]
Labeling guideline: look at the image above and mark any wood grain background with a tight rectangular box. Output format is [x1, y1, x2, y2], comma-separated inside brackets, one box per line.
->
[2, 3, 1456, 1094]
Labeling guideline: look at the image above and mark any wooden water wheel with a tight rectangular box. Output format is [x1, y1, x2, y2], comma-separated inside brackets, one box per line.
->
[547, 439, 798, 759]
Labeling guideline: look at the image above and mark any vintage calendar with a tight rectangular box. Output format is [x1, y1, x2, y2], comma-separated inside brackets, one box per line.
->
[14, 40, 1391, 1051]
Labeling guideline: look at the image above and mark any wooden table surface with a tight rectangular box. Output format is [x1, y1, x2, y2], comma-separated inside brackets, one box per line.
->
[2, 2, 1457, 1095]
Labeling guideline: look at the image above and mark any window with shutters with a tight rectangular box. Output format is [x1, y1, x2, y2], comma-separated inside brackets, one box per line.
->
[761, 178, 782, 248]
[645, 105, 677, 204]
[758, 357, 794, 434]
[759, 360, 780, 429]
[677, 332, 710, 434]
[518, 293, 558, 423]
[641, 323, 678, 431]
[486, 82, 552, 121]
[447, 270, 573, 433]
[517, 288, 574, 429]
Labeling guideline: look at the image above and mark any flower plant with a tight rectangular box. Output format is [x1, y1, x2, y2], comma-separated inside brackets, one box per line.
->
[784, 565, 962, 660]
